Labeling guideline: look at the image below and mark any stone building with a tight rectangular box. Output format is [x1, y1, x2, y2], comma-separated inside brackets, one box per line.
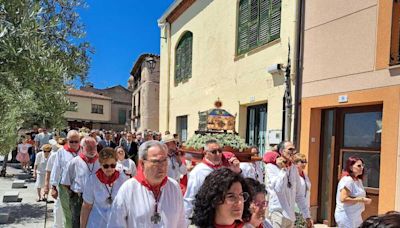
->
[80, 85, 132, 131]
[128, 54, 160, 132]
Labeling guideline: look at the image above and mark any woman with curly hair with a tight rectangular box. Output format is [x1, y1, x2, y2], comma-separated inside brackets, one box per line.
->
[192, 168, 262, 228]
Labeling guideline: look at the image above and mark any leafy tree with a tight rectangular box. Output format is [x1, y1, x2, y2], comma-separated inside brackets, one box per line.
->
[0, 0, 92, 171]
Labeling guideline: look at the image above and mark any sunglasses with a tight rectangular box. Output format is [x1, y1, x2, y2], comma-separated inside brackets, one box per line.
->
[207, 149, 222, 154]
[43, 150, 51, 153]
[69, 140, 80, 144]
[356, 164, 364, 168]
[300, 160, 307, 164]
[102, 164, 116, 169]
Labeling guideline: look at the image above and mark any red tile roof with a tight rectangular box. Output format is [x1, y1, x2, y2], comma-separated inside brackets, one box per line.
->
[67, 88, 112, 100]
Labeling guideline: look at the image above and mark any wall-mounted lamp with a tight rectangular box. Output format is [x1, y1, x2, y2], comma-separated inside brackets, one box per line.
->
[145, 56, 156, 73]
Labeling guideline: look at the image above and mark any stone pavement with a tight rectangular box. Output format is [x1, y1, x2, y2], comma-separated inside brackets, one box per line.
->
[0, 160, 53, 228]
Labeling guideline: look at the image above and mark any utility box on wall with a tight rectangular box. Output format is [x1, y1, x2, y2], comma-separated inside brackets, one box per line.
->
[268, 129, 282, 145]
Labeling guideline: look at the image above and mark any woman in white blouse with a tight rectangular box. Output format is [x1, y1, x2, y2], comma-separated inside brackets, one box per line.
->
[293, 153, 311, 227]
[334, 156, 372, 228]
[115, 146, 137, 177]
[80, 147, 128, 228]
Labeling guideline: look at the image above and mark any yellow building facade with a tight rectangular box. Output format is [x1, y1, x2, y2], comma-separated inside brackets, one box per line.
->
[65, 88, 112, 129]
[158, 0, 300, 151]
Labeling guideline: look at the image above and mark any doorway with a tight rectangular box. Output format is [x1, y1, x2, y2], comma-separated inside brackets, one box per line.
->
[246, 104, 267, 155]
[318, 105, 382, 226]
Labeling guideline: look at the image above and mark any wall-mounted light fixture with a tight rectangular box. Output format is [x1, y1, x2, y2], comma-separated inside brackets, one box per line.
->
[145, 56, 156, 73]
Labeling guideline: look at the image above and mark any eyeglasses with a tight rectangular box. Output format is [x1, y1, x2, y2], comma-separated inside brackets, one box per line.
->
[300, 160, 307, 164]
[69, 141, 80, 144]
[207, 149, 222, 154]
[225, 192, 250, 204]
[356, 164, 364, 168]
[143, 158, 168, 165]
[254, 200, 268, 207]
[102, 164, 116, 169]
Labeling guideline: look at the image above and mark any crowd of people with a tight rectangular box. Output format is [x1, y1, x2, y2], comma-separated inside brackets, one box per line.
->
[12, 128, 400, 228]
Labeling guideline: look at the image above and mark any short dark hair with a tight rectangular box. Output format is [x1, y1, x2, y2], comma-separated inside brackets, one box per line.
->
[245, 178, 266, 196]
[192, 168, 253, 227]
[277, 140, 289, 153]
[99, 147, 117, 164]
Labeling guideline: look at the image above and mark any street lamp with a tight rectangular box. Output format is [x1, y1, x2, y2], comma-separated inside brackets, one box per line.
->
[145, 56, 156, 73]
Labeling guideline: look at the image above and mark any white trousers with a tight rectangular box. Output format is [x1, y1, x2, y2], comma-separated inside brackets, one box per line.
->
[53, 193, 65, 228]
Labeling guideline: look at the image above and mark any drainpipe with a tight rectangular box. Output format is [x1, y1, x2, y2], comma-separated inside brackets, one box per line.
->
[293, 0, 305, 146]
[165, 22, 172, 132]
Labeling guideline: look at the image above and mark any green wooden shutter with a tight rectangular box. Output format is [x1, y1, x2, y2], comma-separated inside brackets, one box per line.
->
[248, 0, 259, 49]
[270, 0, 281, 41]
[237, 0, 250, 54]
[258, 0, 270, 45]
[175, 32, 193, 83]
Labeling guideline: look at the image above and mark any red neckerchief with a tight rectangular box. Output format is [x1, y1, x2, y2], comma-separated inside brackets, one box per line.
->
[79, 152, 99, 164]
[202, 158, 222, 170]
[299, 170, 305, 179]
[64, 144, 80, 154]
[214, 221, 244, 228]
[96, 169, 120, 185]
[134, 165, 168, 197]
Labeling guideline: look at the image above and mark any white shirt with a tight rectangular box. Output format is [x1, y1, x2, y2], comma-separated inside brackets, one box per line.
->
[107, 177, 185, 228]
[116, 159, 137, 177]
[50, 147, 78, 186]
[295, 173, 311, 214]
[167, 155, 187, 182]
[334, 176, 366, 227]
[46, 152, 57, 172]
[34, 151, 48, 174]
[183, 162, 214, 220]
[83, 171, 128, 228]
[61, 156, 100, 193]
[240, 161, 264, 184]
[265, 164, 310, 221]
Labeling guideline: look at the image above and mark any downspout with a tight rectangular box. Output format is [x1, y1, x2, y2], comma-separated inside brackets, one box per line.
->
[166, 22, 172, 132]
[293, 0, 305, 146]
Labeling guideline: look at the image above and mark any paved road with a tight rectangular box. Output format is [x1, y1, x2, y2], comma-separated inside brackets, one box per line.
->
[0, 162, 53, 228]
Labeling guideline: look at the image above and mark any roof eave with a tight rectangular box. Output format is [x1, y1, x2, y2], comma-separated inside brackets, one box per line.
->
[157, 0, 183, 27]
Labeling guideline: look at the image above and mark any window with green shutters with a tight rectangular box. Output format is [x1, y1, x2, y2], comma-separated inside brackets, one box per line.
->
[175, 32, 193, 83]
[237, 0, 281, 55]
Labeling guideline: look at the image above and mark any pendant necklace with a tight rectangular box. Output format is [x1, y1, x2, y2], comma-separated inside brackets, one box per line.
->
[104, 184, 114, 205]
[150, 189, 163, 224]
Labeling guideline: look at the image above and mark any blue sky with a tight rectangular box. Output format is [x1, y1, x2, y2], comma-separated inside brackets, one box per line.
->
[78, 0, 174, 88]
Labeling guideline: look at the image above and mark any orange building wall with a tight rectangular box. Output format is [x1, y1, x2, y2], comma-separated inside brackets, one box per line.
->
[300, 85, 400, 213]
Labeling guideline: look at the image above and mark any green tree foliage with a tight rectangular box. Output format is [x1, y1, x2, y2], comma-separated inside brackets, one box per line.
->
[0, 0, 91, 155]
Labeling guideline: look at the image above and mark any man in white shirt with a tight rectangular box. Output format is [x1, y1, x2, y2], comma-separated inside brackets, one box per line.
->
[50, 130, 81, 228]
[265, 141, 312, 228]
[162, 134, 187, 182]
[107, 140, 185, 227]
[61, 136, 100, 228]
[183, 139, 223, 223]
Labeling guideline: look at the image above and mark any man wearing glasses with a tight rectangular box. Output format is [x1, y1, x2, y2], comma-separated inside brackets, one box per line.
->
[183, 139, 223, 223]
[108, 140, 185, 227]
[61, 136, 100, 228]
[50, 130, 81, 228]
[265, 141, 313, 228]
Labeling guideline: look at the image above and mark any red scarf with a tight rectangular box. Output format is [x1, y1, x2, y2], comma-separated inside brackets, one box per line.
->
[214, 221, 244, 228]
[299, 170, 305, 179]
[64, 144, 80, 154]
[96, 169, 120, 185]
[202, 158, 222, 170]
[134, 165, 168, 196]
[79, 152, 99, 164]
